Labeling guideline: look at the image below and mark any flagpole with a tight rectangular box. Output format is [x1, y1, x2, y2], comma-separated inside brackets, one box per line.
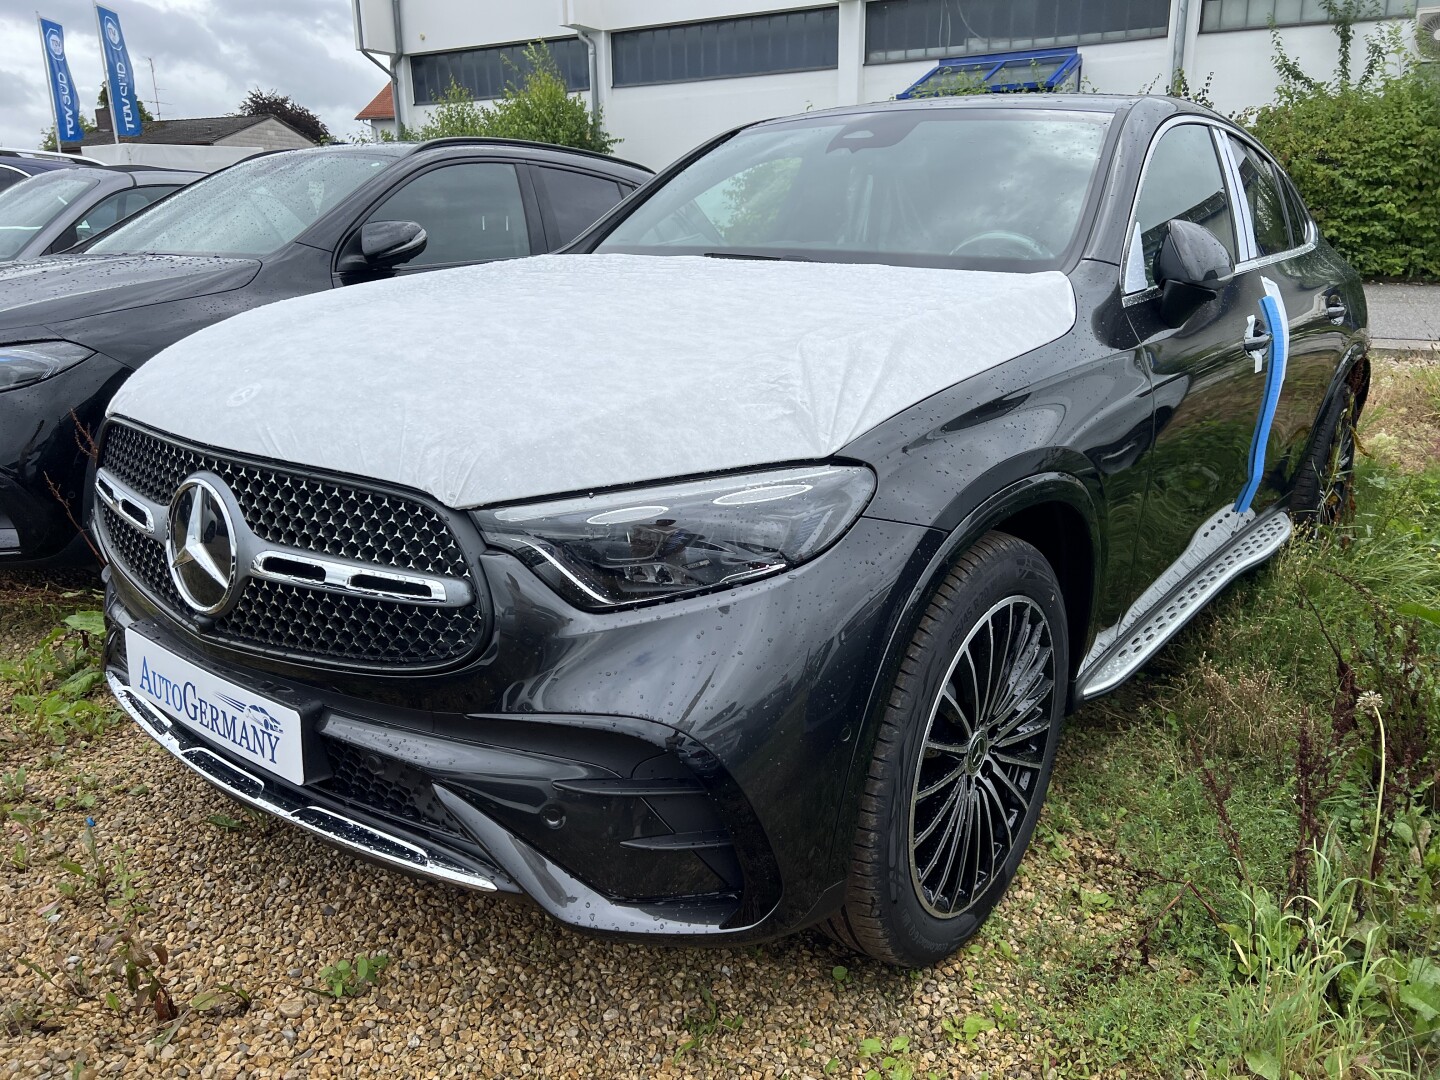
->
[94, 2, 118, 145]
[37, 13, 64, 152]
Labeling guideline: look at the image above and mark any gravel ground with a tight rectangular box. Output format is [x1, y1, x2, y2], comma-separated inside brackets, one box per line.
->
[0, 635, 1147, 1079]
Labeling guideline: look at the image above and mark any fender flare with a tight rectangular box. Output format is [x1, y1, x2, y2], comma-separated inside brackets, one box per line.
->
[822, 471, 1102, 884]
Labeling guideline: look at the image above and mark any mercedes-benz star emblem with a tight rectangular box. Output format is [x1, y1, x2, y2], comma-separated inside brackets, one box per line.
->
[166, 476, 239, 615]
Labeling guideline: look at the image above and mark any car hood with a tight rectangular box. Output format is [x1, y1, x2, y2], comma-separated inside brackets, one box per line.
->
[108, 254, 1076, 509]
[0, 253, 260, 331]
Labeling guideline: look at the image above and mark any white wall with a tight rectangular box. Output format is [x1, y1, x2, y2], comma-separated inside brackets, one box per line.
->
[401, 0, 568, 52]
[608, 68, 841, 165]
[79, 144, 263, 172]
[1191, 19, 1410, 116]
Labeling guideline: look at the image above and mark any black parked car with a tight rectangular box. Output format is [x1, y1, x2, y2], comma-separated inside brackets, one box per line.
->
[96, 96, 1366, 966]
[0, 139, 650, 564]
[0, 164, 198, 262]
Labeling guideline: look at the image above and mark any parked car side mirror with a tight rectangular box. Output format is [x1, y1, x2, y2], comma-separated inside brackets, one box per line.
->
[341, 220, 427, 274]
[1154, 218, 1235, 328]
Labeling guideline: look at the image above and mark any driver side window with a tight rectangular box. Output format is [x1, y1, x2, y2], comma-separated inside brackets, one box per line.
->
[1126, 124, 1238, 293]
[365, 163, 531, 268]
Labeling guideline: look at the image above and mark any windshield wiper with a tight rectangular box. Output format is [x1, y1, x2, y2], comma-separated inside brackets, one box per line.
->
[701, 251, 812, 262]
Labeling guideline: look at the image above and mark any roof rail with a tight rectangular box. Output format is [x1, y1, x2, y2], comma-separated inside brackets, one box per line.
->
[0, 147, 90, 162]
[407, 136, 651, 173]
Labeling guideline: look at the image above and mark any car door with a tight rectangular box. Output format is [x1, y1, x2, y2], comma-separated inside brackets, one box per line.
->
[528, 164, 635, 249]
[334, 159, 543, 282]
[1221, 132, 1345, 513]
[1122, 119, 1262, 590]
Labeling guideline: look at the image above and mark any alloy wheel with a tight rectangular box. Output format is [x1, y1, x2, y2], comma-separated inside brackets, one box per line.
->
[907, 596, 1056, 919]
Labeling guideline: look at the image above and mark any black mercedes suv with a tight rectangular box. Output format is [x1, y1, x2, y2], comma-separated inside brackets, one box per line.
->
[96, 95, 1366, 966]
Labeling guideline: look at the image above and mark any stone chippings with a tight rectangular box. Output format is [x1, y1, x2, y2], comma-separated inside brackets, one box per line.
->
[0, 724, 1131, 1080]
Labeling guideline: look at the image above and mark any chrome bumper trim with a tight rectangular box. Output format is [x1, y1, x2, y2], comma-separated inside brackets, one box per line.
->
[107, 671, 498, 893]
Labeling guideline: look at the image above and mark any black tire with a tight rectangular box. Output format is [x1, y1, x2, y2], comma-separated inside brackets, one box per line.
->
[824, 531, 1067, 967]
[1293, 380, 1359, 528]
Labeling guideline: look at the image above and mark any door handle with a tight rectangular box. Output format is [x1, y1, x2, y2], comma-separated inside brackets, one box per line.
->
[1325, 297, 1347, 324]
[1244, 313, 1272, 373]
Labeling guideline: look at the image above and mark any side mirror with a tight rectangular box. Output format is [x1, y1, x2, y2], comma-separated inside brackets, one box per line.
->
[1154, 218, 1235, 328]
[342, 219, 427, 274]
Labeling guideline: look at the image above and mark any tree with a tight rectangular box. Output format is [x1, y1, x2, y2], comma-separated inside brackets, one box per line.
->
[402, 43, 617, 153]
[238, 88, 332, 144]
[40, 114, 95, 151]
[98, 84, 156, 123]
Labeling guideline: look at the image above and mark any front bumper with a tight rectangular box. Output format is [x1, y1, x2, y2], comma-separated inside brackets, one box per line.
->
[0, 349, 128, 564]
[104, 510, 942, 942]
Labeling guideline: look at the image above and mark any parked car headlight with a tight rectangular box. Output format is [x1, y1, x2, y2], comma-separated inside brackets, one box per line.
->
[0, 341, 94, 392]
[474, 464, 876, 609]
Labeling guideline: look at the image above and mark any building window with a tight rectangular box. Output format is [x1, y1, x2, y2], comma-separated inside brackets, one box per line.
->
[865, 0, 1173, 63]
[611, 7, 839, 88]
[1200, 0, 1410, 32]
[411, 37, 589, 105]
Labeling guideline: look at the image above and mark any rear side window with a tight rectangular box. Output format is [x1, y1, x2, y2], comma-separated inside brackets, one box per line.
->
[1227, 136, 1290, 258]
[534, 167, 625, 246]
[367, 162, 531, 267]
[1127, 123, 1237, 292]
[1277, 173, 1312, 248]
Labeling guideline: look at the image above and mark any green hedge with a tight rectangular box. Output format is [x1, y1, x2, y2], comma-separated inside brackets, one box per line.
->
[1245, 71, 1440, 280]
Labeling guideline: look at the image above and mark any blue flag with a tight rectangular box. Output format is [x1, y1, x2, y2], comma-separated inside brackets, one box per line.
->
[38, 19, 84, 145]
[95, 5, 142, 138]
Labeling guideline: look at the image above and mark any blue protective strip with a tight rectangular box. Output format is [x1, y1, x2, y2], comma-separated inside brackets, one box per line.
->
[1234, 292, 1288, 513]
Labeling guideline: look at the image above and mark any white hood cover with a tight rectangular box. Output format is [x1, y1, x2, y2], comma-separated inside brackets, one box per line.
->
[109, 254, 1076, 509]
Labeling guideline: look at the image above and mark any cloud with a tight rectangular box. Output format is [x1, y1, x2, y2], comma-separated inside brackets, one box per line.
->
[0, 1, 385, 148]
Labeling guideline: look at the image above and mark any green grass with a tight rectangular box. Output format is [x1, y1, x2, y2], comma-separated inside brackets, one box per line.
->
[1022, 446, 1440, 1077]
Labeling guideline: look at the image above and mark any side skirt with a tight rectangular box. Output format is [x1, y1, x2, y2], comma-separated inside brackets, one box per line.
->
[1075, 505, 1293, 702]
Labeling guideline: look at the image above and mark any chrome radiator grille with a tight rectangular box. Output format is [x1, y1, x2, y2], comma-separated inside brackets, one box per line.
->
[97, 423, 487, 670]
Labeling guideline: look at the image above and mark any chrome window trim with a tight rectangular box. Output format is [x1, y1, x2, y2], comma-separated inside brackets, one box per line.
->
[1216, 128, 1258, 263]
[1119, 115, 1315, 302]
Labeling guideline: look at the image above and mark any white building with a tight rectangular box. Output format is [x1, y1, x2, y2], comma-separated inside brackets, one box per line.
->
[353, 0, 1416, 168]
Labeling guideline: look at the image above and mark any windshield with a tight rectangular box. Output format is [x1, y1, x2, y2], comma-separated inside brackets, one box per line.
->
[0, 170, 100, 260]
[87, 148, 402, 258]
[597, 109, 1112, 270]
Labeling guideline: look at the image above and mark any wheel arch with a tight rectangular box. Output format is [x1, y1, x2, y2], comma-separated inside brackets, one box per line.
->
[820, 472, 1102, 891]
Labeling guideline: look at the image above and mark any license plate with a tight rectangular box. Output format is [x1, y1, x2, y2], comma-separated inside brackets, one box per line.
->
[124, 628, 305, 784]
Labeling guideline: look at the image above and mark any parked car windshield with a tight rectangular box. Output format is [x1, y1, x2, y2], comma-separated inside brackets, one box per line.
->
[86, 148, 403, 258]
[597, 108, 1112, 270]
[0, 170, 101, 260]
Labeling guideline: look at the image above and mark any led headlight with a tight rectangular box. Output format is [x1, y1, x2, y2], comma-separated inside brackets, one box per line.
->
[474, 464, 876, 609]
[0, 341, 93, 392]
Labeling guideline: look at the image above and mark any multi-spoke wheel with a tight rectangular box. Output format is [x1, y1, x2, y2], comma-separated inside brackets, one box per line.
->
[909, 596, 1055, 919]
[825, 532, 1067, 966]
[1294, 380, 1361, 528]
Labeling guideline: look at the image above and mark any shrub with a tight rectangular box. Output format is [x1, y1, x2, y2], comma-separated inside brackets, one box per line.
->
[1241, 3, 1440, 280]
[1245, 71, 1440, 280]
[400, 43, 616, 154]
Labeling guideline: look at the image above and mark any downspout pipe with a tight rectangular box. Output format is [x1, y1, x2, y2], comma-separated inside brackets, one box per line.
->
[391, 0, 407, 132]
[1171, 0, 1193, 92]
[572, 25, 601, 123]
[353, 0, 401, 137]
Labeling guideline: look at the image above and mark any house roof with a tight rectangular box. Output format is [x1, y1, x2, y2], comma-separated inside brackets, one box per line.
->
[356, 84, 395, 122]
[78, 114, 313, 147]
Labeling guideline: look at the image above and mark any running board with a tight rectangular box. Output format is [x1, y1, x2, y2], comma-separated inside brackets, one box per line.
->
[1075, 509, 1293, 701]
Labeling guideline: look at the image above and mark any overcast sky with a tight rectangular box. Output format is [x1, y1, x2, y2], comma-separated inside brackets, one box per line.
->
[0, 0, 385, 148]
